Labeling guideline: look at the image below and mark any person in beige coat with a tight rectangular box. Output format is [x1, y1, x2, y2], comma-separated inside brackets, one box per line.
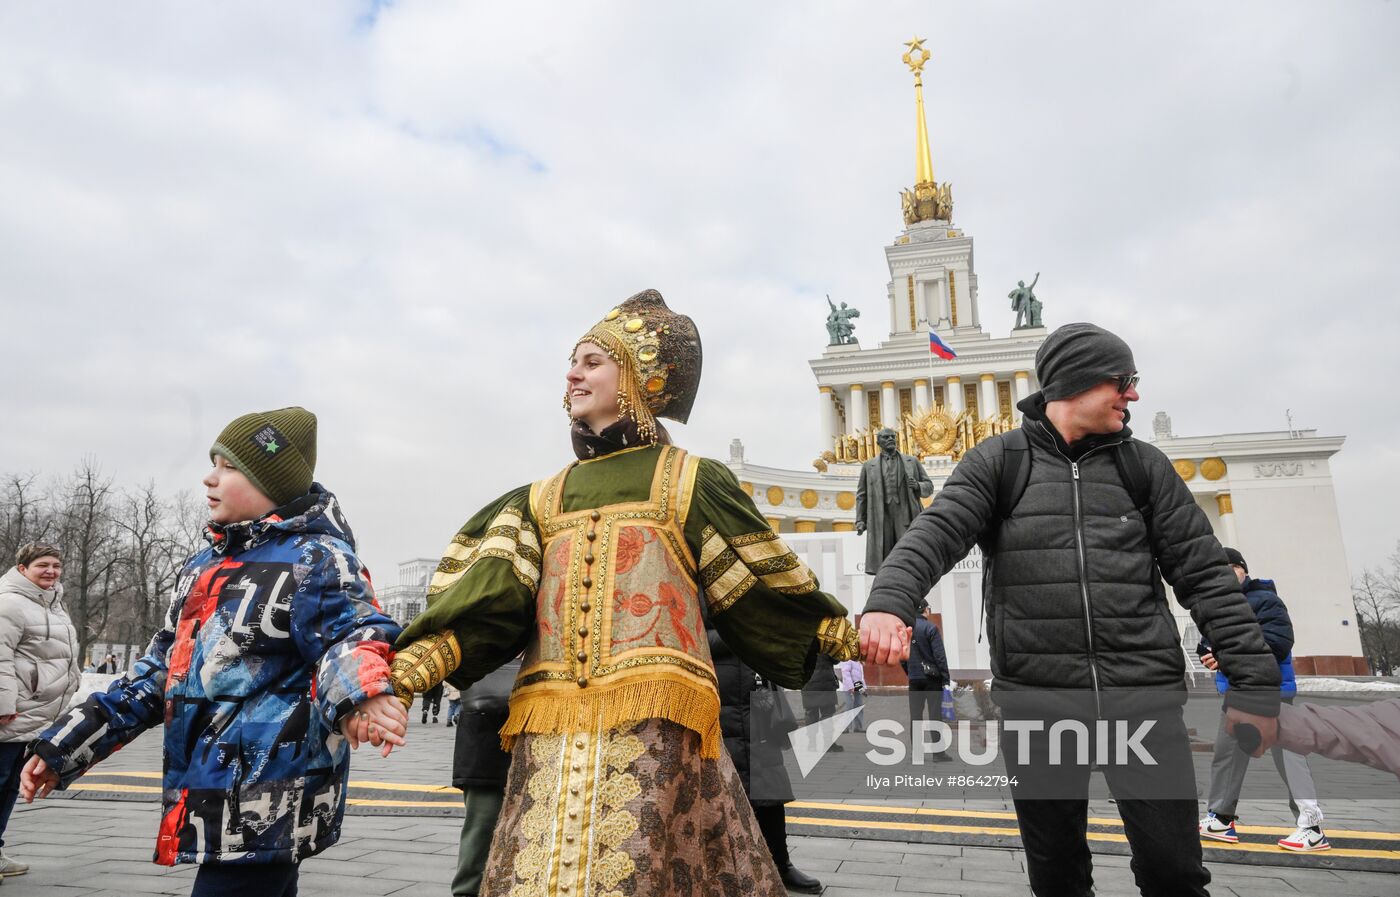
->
[0, 542, 80, 882]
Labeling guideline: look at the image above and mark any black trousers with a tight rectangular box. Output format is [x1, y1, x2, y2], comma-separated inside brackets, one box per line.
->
[421, 684, 444, 719]
[907, 679, 948, 756]
[750, 803, 790, 869]
[191, 863, 298, 897]
[1005, 709, 1210, 897]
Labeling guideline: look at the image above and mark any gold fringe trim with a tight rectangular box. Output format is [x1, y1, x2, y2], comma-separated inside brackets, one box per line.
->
[388, 629, 462, 709]
[500, 675, 722, 759]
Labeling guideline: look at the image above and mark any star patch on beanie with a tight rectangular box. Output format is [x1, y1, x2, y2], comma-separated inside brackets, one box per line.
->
[210, 407, 318, 506]
[1035, 323, 1137, 402]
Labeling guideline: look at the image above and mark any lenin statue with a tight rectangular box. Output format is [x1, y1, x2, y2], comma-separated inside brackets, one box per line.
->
[854, 428, 934, 575]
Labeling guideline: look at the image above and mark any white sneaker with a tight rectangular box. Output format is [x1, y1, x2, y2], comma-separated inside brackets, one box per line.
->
[1199, 812, 1238, 843]
[1278, 826, 1331, 852]
[0, 852, 27, 877]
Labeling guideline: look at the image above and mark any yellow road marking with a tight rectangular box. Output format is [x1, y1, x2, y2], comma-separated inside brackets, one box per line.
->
[788, 816, 1400, 861]
[70, 775, 1400, 852]
[347, 798, 461, 808]
[84, 771, 456, 794]
[70, 783, 161, 794]
[790, 800, 1400, 842]
[346, 780, 458, 793]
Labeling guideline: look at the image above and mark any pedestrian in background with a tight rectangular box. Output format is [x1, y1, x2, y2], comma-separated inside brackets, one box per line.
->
[449, 660, 516, 897]
[1199, 548, 1329, 852]
[801, 652, 842, 751]
[443, 683, 462, 727]
[905, 600, 950, 761]
[709, 619, 823, 893]
[836, 658, 867, 733]
[0, 542, 80, 884]
[421, 681, 444, 724]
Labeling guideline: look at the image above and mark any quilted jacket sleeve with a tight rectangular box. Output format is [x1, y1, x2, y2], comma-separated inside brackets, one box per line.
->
[864, 439, 1000, 625]
[1249, 584, 1295, 664]
[291, 537, 403, 729]
[1137, 442, 1281, 715]
[29, 602, 176, 787]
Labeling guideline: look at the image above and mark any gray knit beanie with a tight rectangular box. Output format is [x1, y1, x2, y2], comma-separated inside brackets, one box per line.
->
[1035, 323, 1136, 402]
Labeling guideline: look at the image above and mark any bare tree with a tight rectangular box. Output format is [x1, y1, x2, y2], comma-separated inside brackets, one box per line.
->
[1353, 545, 1400, 676]
[54, 459, 122, 665]
[0, 472, 50, 565]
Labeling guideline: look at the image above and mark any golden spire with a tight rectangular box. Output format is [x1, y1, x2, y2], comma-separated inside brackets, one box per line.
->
[900, 37, 953, 225]
[903, 37, 935, 185]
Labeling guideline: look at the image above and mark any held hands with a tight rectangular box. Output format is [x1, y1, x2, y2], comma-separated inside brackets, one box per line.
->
[1200, 652, 1219, 671]
[341, 692, 409, 758]
[19, 756, 59, 803]
[858, 611, 913, 666]
[0, 714, 17, 725]
[1223, 707, 1279, 758]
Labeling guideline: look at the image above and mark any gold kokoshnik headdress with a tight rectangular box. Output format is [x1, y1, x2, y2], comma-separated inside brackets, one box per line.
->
[569, 288, 703, 442]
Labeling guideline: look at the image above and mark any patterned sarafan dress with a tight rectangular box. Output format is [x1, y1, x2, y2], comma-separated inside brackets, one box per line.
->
[394, 442, 858, 897]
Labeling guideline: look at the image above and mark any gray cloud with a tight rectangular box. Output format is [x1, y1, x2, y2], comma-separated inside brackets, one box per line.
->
[2, 1, 1396, 581]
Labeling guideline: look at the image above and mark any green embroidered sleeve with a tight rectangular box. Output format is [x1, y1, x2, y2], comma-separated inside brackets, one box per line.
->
[395, 486, 539, 689]
[684, 458, 856, 689]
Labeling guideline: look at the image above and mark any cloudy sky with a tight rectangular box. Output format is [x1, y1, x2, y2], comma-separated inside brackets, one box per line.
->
[2, 1, 1397, 584]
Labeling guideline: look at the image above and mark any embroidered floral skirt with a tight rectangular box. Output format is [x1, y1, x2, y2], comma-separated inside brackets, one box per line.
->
[481, 717, 787, 897]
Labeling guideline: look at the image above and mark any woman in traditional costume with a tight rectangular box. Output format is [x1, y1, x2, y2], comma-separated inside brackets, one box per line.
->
[389, 289, 860, 897]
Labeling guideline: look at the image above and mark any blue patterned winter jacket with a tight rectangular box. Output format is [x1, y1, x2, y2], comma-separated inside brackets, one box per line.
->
[31, 486, 402, 866]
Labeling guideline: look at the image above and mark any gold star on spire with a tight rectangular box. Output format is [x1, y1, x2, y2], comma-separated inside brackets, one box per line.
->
[902, 36, 931, 84]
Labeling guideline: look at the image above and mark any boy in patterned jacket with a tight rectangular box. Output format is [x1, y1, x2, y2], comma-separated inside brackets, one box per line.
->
[20, 408, 406, 897]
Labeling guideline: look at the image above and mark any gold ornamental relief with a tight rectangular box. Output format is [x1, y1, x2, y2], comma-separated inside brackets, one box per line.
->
[739, 481, 754, 496]
[910, 405, 958, 456]
[799, 489, 819, 509]
[836, 491, 856, 511]
[765, 485, 785, 506]
[1173, 459, 1197, 481]
[1200, 458, 1228, 481]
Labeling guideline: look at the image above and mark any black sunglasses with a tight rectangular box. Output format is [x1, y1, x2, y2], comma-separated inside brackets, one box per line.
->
[1111, 373, 1140, 394]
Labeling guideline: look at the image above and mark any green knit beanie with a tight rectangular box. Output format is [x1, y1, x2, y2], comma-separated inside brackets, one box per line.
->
[209, 407, 318, 506]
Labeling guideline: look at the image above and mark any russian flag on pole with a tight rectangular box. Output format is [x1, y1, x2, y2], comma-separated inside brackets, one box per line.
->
[929, 330, 957, 360]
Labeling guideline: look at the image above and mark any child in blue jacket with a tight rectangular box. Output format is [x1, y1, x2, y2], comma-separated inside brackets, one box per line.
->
[21, 408, 406, 896]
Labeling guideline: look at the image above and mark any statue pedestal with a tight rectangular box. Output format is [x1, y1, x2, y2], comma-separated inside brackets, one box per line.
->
[822, 341, 861, 356]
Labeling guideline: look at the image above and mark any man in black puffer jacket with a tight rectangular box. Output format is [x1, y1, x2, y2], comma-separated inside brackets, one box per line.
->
[857, 323, 1281, 897]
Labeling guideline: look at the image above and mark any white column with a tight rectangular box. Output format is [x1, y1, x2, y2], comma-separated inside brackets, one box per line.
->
[819, 386, 839, 447]
[913, 378, 930, 411]
[1013, 371, 1031, 422]
[1216, 494, 1239, 547]
[980, 374, 998, 421]
[848, 384, 867, 433]
[880, 381, 898, 430]
[945, 375, 963, 413]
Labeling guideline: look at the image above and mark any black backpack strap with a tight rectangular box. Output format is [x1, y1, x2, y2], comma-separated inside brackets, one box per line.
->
[995, 428, 1032, 522]
[1113, 438, 1152, 519]
[978, 427, 1031, 644]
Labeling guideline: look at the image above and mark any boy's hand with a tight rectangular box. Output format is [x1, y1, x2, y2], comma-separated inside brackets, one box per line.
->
[1201, 652, 1219, 671]
[342, 693, 409, 757]
[20, 756, 59, 802]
